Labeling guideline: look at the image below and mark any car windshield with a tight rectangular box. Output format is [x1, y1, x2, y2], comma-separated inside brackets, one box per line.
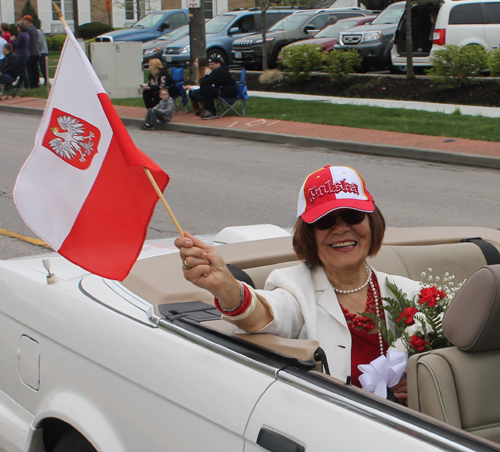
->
[133, 12, 164, 29]
[158, 25, 189, 41]
[371, 4, 405, 24]
[269, 13, 310, 31]
[205, 14, 236, 34]
[314, 19, 362, 38]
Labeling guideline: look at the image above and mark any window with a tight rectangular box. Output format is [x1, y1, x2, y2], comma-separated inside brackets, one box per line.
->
[166, 12, 188, 30]
[265, 12, 290, 29]
[234, 15, 256, 33]
[125, 0, 147, 21]
[449, 3, 484, 24]
[482, 2, 500, 23]
[307, 14, 329, 30]
[206, 14, 235, 33]
[205, 0, 213, 19]
[52, 0, 73, 20]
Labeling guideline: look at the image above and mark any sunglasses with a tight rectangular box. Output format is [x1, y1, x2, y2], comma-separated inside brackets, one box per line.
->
[311, 210, 366, 230]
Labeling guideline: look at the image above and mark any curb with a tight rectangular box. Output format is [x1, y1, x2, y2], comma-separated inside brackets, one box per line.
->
[3, 103, 500, 171]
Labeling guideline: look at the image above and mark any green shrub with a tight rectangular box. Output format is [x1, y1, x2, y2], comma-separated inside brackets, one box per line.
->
[279, 43, 324, 82]
[427, 44, 488, 88]
[9, 23, 18, 37]
[45, 36, 53, 49]
[21, 0, 41, 29]
[488, 48, 500, 79]
[51, 34, 67, 50]
[78, 22, 113, 40]
[323, 49, 362, 84]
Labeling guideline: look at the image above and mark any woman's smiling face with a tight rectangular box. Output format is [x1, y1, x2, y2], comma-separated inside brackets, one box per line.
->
[314, 210, 372, 273]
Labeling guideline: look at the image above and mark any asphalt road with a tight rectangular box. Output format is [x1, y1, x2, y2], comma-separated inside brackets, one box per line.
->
[1, 111, 499, 260]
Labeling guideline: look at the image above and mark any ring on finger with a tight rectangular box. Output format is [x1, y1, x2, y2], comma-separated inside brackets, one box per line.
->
[182, 259, 192, 271]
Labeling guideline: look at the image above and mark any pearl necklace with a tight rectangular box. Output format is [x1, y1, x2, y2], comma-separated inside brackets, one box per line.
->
[332, 263, 372, 294]
[335, 264, 385, 357]
[368, 273, 385, 356]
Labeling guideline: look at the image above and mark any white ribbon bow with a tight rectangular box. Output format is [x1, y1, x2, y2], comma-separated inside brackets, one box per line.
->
[358, 350, 408, 398]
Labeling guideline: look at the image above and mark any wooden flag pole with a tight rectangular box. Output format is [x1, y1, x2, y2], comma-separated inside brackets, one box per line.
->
[143, 168, 184, 237]
[52, 2, 185, 237]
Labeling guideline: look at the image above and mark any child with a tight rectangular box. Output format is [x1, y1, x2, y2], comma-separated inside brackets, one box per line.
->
[140, 88, 174, 131]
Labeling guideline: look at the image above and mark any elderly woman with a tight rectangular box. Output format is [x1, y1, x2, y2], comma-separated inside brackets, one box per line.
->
[175, 165, 421, 401]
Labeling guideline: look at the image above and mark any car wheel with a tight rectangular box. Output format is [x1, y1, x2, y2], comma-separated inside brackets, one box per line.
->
[54, 431, 97, 452]
[207, 49, 227, 65]
[388, 62, 406, 74]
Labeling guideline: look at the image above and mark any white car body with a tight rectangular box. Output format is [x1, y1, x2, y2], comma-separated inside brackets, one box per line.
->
[1, 225, 500, 452]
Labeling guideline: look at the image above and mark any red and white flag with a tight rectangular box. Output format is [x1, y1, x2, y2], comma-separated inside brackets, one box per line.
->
[14, 27, 169, 281]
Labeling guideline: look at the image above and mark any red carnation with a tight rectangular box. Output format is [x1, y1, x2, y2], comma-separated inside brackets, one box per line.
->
[396, 307, 418, 326]
[418, 286, 446, 307]
[410, 334, 430, 352]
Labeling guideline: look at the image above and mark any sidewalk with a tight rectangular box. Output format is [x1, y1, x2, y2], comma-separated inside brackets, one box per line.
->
[1, 94, 499, 170]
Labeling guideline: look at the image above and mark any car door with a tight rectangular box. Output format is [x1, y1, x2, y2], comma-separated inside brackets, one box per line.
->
[481, 1, 500, 49]
[446, 2, 486, 46]
[244, 368, 497, 452]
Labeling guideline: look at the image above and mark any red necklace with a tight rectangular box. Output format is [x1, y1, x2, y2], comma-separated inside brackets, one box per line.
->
[340, 274, 383, 334]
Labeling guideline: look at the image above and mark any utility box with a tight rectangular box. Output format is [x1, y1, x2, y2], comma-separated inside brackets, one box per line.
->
[91, 42, 143, 99]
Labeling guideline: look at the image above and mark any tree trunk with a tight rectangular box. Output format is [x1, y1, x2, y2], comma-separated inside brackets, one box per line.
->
[189, 4, 206, 81]
[405, 0, 415, 79]
[262, 8, 268, 71]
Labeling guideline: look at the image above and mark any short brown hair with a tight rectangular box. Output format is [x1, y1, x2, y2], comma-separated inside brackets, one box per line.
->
[292, 205, 386, 267]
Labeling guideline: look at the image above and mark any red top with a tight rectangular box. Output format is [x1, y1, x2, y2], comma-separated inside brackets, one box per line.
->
[350, 328, 388, 388]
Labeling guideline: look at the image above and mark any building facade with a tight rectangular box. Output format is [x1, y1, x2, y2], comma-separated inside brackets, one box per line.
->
[0, 0, 254, 33]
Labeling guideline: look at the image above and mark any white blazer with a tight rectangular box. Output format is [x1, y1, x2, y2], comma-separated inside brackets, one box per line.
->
[253, 263, 422, 382]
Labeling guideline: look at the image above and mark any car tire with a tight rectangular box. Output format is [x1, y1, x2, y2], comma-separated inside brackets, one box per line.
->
[207, 49, 228, 65]
[54, 431, 97, 452]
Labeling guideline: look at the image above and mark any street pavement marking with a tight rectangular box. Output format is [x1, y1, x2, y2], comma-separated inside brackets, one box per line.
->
[0, 228, 51, 249]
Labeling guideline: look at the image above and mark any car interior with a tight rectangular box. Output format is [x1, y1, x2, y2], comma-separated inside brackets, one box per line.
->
[121, 225, 500, 449]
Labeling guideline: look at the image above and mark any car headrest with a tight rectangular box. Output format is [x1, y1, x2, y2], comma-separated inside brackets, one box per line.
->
[443, 265, 500, 352]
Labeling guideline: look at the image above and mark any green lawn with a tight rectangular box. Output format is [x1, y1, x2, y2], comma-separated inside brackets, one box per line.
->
[23, 54, 500, 143]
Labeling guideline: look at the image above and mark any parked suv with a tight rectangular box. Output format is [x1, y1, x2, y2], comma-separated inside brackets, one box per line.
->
[391, 0, 500, 71]
[162, 9, 295, 66]
[334, 1, 405, 73]
[232, 8, 374, 68]
[96, 9, 189, 43]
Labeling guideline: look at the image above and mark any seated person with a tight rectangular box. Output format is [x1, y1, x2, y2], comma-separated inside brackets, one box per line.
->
[198, 57, 237, 120]
[0, 43, 20, 90]
[176, 165, 422, 403]
[140, 88, 174, 131]
[184, 56, 211, 115]
[141, 58, 177, 110]
[320, 15, 337, 32]
[419, 11, 437, 53]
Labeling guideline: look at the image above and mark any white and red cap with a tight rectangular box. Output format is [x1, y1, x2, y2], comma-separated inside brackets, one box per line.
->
[297, 165, 375, 223]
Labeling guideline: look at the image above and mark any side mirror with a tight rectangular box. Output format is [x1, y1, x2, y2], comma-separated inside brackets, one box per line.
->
[158, 22, 170, 31]
[303, 24, 315, 33]
[228, 27, 240, 35]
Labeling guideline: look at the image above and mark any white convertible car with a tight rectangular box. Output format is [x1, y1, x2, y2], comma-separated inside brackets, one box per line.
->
[1, 224, 500, 452]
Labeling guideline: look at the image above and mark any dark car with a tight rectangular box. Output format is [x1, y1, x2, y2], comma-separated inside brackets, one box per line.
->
[142, 25, 190, 67]
[96, 9, 189, 43]
[231, 8, 375, 69]
[334, 1, 405, 73]
[278, 15, 376, 57]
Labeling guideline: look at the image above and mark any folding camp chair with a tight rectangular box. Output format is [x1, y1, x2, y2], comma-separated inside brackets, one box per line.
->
[215, 69, 249, 118]
[168, 66, 188, 113]
[0, 76, 23, 101]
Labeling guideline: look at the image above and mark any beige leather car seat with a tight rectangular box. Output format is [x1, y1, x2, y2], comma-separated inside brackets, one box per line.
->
[407, 265, 500, 444]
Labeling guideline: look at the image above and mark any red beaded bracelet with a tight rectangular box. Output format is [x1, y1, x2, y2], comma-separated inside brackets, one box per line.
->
[214, 282, 251, 317]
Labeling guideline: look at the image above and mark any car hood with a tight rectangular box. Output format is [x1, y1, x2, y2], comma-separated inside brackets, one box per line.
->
[341, 22, 397, 33]
[143, 38, 165, 50]
[99, 28, 153, 40]
[287, 37, 336, 47]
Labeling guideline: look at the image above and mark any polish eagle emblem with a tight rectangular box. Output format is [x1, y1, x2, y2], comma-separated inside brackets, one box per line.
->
[42, 109, 101, 170]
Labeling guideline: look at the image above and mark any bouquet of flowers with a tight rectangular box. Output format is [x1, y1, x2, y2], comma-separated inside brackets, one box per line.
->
[377, 269, 465, 357]
[358, 270, 465, 398]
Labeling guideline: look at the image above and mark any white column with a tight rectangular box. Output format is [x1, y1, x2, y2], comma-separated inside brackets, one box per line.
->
[112, 0, 126, 28]
[0, 0, 15, 24]
[215, 0, 228, 15]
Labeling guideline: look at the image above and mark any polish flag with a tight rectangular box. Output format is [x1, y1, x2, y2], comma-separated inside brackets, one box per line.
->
[14, 27, 169, 281]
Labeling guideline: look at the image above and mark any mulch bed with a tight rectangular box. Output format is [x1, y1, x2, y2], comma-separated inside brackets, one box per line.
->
[244, 72, 500, 107]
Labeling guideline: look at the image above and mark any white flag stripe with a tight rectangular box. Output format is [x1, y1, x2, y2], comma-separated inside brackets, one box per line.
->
[330, 166, 368, 201]
[14, 29, 113, 249]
